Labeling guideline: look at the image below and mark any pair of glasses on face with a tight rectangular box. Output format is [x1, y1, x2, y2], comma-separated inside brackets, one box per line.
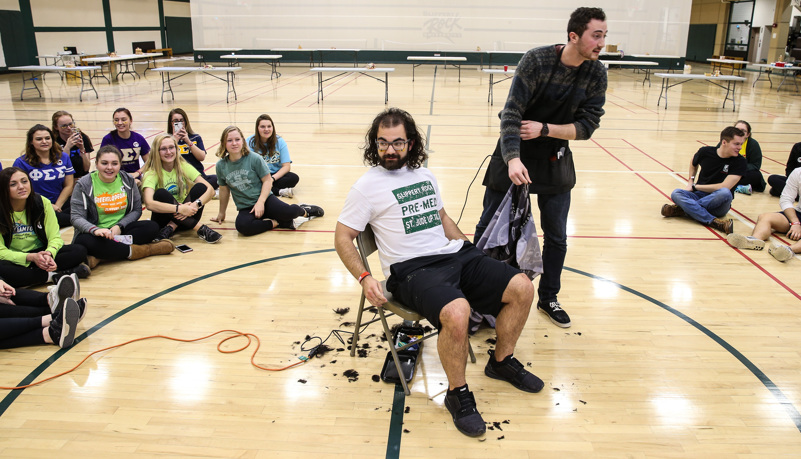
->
[376, 139, 409, 152]
[59, 122, 75, 129]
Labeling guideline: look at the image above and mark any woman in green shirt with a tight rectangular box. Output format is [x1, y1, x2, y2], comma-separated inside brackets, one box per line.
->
[211, 126, 324, 236]
[141, 134, 221, 243]
[0, 168, 89, 288]
[71, 146, 174, 266]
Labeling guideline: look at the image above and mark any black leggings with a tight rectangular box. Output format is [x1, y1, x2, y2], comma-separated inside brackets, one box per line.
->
[0, 288, 49, 318]
[202, 172, 218, 190]
[235, 194, 306, 236]
[272, 172, 299, 195]
[151, 184, 208, 231]
[74, 220, 159, 260]
[0, 316, 46, 349]
[55, 199, 72, 228]
[737, 170, 766, 192]
[0, 244, 88, 288]
[768, 174, 787, 197]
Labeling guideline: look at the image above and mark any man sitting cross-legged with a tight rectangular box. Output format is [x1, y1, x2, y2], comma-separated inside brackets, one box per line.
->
[334, 108, 543, 437]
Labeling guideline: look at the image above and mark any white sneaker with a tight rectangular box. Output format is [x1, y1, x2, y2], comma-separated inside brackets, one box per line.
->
[278, 187, 294, 198]
[726, 233, 765, 251]
[213, 189, 220, 200]
[291, 216, 310, 229]
[769, 244, 795, 262]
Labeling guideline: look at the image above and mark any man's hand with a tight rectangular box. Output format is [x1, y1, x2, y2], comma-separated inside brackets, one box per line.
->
[520, 120, 543, 140]
[788, 224, 801, 241]
[507, 158, 531, 185]
[361, 276, 387, 307]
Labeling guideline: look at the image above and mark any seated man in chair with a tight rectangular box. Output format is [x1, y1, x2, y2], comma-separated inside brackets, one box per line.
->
[334, 108, 543, 437]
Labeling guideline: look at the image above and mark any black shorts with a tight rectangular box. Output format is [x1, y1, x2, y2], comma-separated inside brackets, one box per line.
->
[386, 242, 521, 329]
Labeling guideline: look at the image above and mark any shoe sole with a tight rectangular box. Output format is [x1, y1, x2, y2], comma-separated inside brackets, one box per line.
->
[537, 305, 571, 328]
[55, 275, 76, 312]
[484, 364, 544, 393]
[726, 233, 765, 251]
[58, 298, 80, 348]
[769, 244, 795, 262]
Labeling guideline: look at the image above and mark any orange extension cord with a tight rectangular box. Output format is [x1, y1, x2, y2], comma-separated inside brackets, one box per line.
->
[0, 329, 308, 390]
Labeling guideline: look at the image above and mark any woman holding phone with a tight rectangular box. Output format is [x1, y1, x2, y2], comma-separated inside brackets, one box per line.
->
[71, 145, 174, 267]
[166, 108, 218, 189]
[213, 126, 323, 236]
[52, 110, 93, 178]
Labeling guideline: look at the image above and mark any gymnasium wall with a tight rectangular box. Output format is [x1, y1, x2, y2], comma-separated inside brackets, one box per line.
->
[190, 0, 692, 56]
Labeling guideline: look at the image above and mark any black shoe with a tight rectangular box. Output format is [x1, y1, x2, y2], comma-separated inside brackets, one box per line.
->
[484, 350, 544, 393]
[47, 274, 77, 314]
[197, 224, 222, 243]
[52, 263, 90, 285]
[443, 385, 486, 437]
[299, 204, 324, 219]
[76, 298, 87, 323]
[537, 300, 571, 328]
[155, 225, 175, 241]
[48, 298, 80, 349]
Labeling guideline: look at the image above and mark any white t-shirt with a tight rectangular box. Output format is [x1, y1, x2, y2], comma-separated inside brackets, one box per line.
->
[338, 166, 464, 276]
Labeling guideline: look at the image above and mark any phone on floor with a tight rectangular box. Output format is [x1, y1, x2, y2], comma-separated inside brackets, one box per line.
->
[175, 244, 193, 253]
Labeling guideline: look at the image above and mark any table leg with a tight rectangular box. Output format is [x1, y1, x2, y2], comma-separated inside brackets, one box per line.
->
[488, 73, 493, 104]
[657, 78, 668, 109]
[317, 72, 323, 103]
[384, 72, 389, 104]
[227, 71, 237, 103]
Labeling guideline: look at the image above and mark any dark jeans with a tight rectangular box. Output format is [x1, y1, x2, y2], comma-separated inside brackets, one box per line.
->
[0, 244, 88, 288]
[235, 194, 306, 236]
[0, 288, 49, 318]
[54, 199, 72, 228]
[74, 220, 159, 260]
[151, 184, 208, 231]
[475, 187, 570, 303]
[272, 172, 300, 195]
[0, 316, 46, 349]
[768, 174, 787, 197]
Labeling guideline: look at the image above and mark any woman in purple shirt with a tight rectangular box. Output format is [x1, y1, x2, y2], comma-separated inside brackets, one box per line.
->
[100, 108, 150, 184]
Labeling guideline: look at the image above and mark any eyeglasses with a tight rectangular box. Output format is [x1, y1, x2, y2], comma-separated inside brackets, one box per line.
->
[376, 139, 409, 152]
[59, 122, 75, 129]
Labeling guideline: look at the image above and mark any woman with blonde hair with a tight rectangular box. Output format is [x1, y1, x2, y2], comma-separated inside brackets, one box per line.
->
[212, 126, 323, 236]
[141, 134, 221, 243]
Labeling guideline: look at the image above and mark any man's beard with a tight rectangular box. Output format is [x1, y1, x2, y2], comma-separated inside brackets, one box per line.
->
[379, 153, 409, 170]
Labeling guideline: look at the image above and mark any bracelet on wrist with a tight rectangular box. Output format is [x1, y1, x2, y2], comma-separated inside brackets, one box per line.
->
[792, 222, 800, 226]
[358, 271, 371, 284]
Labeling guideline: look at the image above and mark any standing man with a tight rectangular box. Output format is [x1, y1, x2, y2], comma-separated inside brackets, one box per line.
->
[661, 126, 747, 235]
[335, 108, 542, 437]
[475, 7, 608, 329]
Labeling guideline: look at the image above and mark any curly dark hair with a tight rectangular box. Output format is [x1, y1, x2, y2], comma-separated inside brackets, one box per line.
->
[567, 7, 606, 40]
[362, 108, 427, 169]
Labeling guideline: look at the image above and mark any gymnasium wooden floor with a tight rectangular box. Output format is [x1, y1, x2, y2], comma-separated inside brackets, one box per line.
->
[0, 60, 799, 458]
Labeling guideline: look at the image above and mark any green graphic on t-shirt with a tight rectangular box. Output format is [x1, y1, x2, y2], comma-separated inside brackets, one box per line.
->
[393, 181, 435, 204]
[403, 209, 441, 234]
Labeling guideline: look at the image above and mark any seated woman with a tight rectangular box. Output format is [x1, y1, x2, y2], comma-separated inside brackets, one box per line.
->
[768, 142, 801, 197]
[13, 124, 76, 228]
[0, 167, 89, 288]
[247, 114, 299, 197]
[141, 134, 222, 243]
[99, 108, 150, 184]
[0, 276, 84, 349]
[71, 145, 174, 267]
[211, 126, 324, 236]
[727, 167, 801, 262]
[52, 110, 93, 179]
[166, 108, 218, 190]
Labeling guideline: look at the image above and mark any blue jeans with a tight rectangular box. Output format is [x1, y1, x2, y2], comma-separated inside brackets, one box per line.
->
[475, 187, 570, 303]
[670, 188, 733, 224]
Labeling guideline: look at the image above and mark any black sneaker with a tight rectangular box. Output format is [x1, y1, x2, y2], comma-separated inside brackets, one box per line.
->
[155, 225, 175, 241]
[537, 300, 571, 328]
[76, 298, 87, 323]
[197, 224, 222, 243]
[48, 298, 80, 349]
[299, 204, 324, 219]
[444, 385, 486, 437]
[47, 274, 77, 314]
[484, 350, 544, 393]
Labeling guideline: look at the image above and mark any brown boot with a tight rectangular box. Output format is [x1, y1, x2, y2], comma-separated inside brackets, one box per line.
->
[86, 255, 101, 269]
[129, 240, 175, 260]
[709, 218, 733, 234]
[661, 204, 685, 217]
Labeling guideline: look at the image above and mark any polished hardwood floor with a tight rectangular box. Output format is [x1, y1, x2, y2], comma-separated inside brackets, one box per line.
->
[0, 60, 800, 457]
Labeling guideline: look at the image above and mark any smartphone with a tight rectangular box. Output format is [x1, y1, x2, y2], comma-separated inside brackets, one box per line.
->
[173, 121, 183, 132]
[175, 244, 193, 253]
[113, 234, 133, 245]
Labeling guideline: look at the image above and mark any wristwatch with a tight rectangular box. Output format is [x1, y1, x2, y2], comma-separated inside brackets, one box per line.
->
[540, 123, 549, 138]
[195, 199, 204, 208]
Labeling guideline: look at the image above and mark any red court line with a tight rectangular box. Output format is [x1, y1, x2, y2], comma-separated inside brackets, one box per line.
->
[604, 99, 636, 114]
[305, 73, 368, 108]
[590, 138, 670, 200]
[605, 92, 658, 114]
[214, 71, 314, 106]
[286, 73, 355, 107]
[620, 139, 674, 171]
